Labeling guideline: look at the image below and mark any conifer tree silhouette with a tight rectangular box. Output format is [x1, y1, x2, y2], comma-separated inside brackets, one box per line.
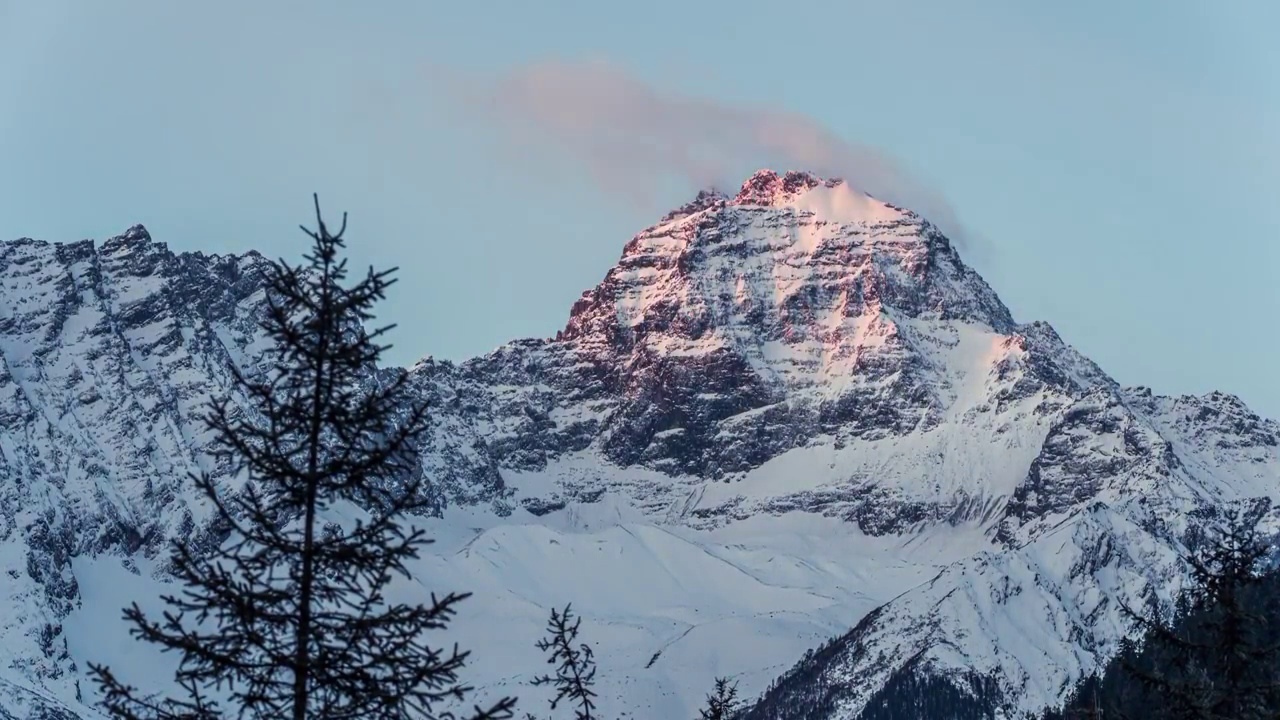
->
[526, 605, 598, 720]
[88, 196, 516, 720]
[698, 677, 740, 720]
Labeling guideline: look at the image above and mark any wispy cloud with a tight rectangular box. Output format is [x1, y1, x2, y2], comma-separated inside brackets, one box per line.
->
[434, 58, 965, 244]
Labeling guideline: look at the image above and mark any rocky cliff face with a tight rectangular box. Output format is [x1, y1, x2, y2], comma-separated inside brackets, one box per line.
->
[0, 227, 269, 712]
[0, 170, 1276, 719]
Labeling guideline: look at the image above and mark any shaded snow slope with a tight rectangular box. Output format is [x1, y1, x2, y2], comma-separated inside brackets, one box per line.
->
[66, 503, 991, 719]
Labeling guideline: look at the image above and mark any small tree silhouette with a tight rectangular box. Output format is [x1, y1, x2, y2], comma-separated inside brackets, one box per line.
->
[698, 677, 740, 720]
[527, 605, 598, 720]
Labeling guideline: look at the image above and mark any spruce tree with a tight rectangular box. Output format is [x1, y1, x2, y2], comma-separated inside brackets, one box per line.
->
[88, 196, 516, 720]
[697, 678, 740, 720]
[526, 605, 598, 720]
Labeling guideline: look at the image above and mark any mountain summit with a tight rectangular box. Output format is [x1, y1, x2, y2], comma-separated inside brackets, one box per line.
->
[0, 173, 1276, 718]
[479, 169, 1105, 532]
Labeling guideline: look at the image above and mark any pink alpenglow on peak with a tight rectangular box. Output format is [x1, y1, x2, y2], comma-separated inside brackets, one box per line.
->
[652, 169, 901, 228]
[657, 168, 846, 225]
[731, 169, 841, 206]
[690, 169, 915, 228]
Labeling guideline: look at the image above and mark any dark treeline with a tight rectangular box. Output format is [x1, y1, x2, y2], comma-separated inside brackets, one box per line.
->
[857, 666, 1004, 720]
[1044, 502, 1280, 720]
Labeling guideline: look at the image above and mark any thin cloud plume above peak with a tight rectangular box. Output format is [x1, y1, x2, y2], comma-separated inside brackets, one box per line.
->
[435, 58, 968, 246]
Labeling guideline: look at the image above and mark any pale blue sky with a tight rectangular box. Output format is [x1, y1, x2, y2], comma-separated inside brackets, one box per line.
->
[1, 1, 1278, 415]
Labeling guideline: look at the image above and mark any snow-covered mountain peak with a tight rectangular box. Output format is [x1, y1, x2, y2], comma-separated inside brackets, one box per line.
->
[727, 169, 906, 223]
[474, 174, 1091, 504]
[1, 187, 1277, 720]
[657, 170, 902, 226]
[560, 169, 1014, 357]
[732, 169, 828, 206]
